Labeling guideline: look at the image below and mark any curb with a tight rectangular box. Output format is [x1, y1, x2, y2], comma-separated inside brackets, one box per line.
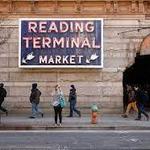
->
[1, 124, 150, 130]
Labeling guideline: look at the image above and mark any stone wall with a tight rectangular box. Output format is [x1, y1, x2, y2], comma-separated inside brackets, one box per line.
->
[0, 0, 150, 115]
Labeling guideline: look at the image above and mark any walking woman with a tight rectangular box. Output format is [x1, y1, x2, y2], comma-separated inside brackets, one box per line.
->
[122, 85, 138, 118]
[52, 84, 64, 126]
[68, 85, 81, 117]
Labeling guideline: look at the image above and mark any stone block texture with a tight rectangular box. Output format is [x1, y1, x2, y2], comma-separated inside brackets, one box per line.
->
[0, 0, 150, 115]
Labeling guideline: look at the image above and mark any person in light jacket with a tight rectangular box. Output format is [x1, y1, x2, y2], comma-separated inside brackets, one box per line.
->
[52, 84, 64, 127]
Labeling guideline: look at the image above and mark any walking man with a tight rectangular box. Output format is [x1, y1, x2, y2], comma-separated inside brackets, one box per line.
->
[29, 83, 43, 118]
[0, 83, 8, 116]
[68, 85, 81, 117]
[134, 86, 149, 121]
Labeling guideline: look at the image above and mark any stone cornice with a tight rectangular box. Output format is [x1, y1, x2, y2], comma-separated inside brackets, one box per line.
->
[0, 0, 148, 1]
[0, 0, 149, 16]
[0, 0, 148, 2]
[0, 0, 147, 1]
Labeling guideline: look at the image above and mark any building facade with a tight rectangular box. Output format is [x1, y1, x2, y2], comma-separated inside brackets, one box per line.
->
[0, 0, 150, 114]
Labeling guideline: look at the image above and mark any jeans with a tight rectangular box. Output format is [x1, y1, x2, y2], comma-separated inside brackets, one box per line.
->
[69, 100, 80, 117]
[125, 101, 138, 115]
[31, 102, 43, 117]
[137, 103, 149, 119]
[54, 105, 62, 124]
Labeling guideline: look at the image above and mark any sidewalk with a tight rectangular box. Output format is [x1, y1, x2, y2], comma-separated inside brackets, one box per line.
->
[0, 113, 150, 130]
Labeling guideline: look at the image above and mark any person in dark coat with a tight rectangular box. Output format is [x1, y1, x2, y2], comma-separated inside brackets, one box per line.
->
[0, 83, 8, 116]
[29, 83, 43, 118]
[68, 85, 81, 117]
[134, 86, 149, 121]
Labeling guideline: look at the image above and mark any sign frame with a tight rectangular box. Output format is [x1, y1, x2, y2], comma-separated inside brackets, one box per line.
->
[19, 18, 103, 68]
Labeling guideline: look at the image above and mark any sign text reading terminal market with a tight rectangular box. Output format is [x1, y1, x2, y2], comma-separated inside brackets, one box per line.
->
[19, 18, 103, 68]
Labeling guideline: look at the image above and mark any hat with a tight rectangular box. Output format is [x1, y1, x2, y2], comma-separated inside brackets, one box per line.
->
[32, 83, 37, 89]
[71, 85, 75, 89]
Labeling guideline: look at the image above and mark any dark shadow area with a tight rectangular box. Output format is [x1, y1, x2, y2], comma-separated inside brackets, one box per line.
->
[123, 55, 150, 110]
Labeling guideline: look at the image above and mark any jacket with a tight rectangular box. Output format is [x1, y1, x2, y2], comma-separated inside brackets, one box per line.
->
[69, 89, 77, 102]
[30, 88, 41, 104]
[0, 87, 7, 102]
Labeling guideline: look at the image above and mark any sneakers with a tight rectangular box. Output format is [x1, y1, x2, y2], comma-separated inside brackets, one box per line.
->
[6, 111, 8, 116]
[121, 114, 128, 118]
[79, 112, 81, 117]
[54, 124, 57, 127]
[54, 123, 62, 127]
[29, 116, 35, 119]
[58, 123, 62, 127]
[135, 116, 149, 121]
[135, 118, 141, 121]
[146, 116, 149, 121]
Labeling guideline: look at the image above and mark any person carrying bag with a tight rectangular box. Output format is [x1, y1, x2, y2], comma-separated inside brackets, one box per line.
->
[52, 84, 64, 127]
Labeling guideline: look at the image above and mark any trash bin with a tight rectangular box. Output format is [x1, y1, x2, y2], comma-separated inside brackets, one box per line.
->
[91, 104, 98, 124]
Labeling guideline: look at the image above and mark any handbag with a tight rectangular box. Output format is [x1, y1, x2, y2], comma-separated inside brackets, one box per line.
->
[59, 96, 66, 108]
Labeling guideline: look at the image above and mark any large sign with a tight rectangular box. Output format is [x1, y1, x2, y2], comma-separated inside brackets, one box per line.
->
[19, 18, 103, 68]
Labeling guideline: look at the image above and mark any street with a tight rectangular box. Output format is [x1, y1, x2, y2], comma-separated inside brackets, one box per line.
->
[0, 130, 150, 150]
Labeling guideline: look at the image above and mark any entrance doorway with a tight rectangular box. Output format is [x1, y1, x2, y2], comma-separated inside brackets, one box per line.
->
[123, 55, 150, 110]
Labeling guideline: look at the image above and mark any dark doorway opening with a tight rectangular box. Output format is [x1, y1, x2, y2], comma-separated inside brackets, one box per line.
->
[123, 55, 150, 110]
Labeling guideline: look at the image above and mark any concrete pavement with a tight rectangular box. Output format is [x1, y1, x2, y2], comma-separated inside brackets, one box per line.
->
[0, 113, 150, 130]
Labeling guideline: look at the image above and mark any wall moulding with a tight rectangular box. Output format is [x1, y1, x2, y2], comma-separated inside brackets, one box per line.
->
[0, 0, 149, 15]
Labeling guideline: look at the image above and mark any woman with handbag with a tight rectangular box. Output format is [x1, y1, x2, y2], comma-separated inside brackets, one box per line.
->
[52, 84, 64, 127]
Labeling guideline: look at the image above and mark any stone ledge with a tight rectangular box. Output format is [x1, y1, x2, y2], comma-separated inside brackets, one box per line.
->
[0, 0, 149, 16]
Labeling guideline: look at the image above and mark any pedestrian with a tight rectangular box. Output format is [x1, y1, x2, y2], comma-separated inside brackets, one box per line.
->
[122, 85, 138, 118]
[52, 84, 64, 127]
[29, 83, 43, 118]
[68, 85, 81, 117]
[134, 86, 149, 121]
[0, 83, 8, 116]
